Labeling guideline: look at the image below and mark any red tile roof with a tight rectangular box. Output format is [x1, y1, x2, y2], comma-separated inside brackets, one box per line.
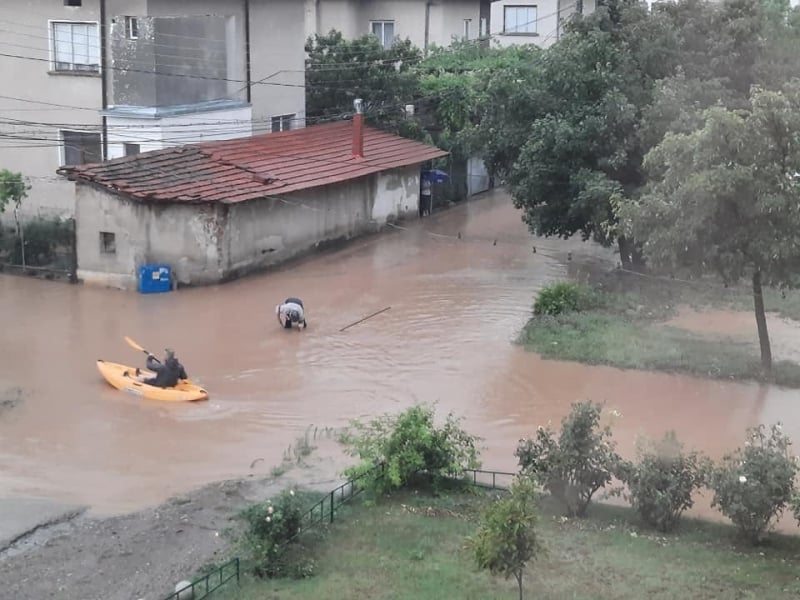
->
[57, 120, 448, 204]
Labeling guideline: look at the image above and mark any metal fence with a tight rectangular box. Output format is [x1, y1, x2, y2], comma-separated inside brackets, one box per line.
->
[301, 463, 385, 528]
[459, 469, 516, 490]
[161, 558, 239, 600]
[160, 465, 514, 600]
[0, 211, 77, 282]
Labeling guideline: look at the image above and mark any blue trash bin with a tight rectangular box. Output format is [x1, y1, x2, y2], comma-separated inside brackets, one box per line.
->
[138, 264, 172, 294]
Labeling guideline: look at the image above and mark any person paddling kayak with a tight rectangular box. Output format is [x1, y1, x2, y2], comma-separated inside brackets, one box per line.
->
[276, 297, 307, 329]
[137, 348, 188, 388]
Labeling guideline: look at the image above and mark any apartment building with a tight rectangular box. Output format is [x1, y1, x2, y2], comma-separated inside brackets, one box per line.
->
[305, 0, 492, 51]
[489, 0, 596, 48]
[0, 0, 305, 219]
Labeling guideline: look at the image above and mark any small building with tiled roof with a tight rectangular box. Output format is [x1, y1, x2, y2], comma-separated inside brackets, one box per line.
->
[58, 115, 448, 289]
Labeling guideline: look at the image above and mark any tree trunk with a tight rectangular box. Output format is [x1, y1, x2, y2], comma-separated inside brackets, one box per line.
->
[516, 570, 523, 600]
[752, 270, 772, 372]
[617, 236, 645, 271]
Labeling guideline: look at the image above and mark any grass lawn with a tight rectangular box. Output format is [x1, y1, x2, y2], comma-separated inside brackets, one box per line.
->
[218, 488, 800, 600]
[519, 272, 800, 388]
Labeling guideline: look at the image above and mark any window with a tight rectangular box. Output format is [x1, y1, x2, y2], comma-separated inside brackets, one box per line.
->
[503, 5, 537, 34]
[370, 21, 395, 49]
[64, 0, 82, 6]
[463, 19, 472, 40]
[271, 114, 294, 133]
[480, 17, 488, 37]
[99, 232, 116, 255]
[62, 130, 102, 165]
[125, 16, 139, 40]
[124, 143, 140, 157]
[51, 21, 100, 72]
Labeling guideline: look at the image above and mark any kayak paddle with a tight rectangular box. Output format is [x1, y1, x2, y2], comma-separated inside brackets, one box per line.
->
[124, 336, 161, 364]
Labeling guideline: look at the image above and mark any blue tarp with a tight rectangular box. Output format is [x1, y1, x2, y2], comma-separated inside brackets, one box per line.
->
[422, 169, 450, 184]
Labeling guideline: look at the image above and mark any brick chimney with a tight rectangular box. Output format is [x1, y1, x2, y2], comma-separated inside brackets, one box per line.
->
[352, 98, 364, 159]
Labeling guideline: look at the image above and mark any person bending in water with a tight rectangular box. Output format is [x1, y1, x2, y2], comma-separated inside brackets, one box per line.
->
[137, 348, 188, 388]
[276, 297, 307, 329]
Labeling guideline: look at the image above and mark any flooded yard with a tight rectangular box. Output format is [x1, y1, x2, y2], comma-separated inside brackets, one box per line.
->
[1, 189, 798, 520]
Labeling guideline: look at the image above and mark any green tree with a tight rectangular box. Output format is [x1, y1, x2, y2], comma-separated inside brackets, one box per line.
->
[417, 41, 537, 158]
[0, 169, 27, 214]
[305, 31, 424, 138]
[621, 84, 800, 371]
[475, 0, 681, 266]
[469, 477, 543, 600]
[475, 0, 786, 267]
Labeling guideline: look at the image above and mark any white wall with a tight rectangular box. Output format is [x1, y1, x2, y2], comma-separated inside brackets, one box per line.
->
[315, 0, 482, 51]
[249, 0, 307, 131]
[372, 166, 419, 223]
[0, 0, 103, 221]
[105, 105, 254, 159]
[75, 184, 225, 289]
[490, 0, 571, 48]
[467, 157, 490, 196]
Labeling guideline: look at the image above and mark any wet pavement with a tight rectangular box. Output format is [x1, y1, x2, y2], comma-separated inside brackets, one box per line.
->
[1, 189, 799, 521]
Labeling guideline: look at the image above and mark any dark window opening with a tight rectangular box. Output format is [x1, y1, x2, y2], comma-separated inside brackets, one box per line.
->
[125, 16, 139, 39]
[124, 143, 140, 157]
[64, 0, 82, 6]
[100, 232, 116, 254]
[271, 114, 295, 133]
[62, 130, 102, 165]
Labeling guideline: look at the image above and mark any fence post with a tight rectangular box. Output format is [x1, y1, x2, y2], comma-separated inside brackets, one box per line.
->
[236, 558, 240, 585]
[493, 472, 496, 489]
[329, 490, 334, 523]
[69, 217, 78, 284]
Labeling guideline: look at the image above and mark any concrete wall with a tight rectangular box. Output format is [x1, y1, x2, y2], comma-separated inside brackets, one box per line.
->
[225, 166, 419, 279]
[467, 156, 490, 196]
[427, 0, 483, 47]
[75, 166, 420, 289]
[373, 166, 419, 223]
[105, 105, 253, 159]
[75, 184, 225, 289]
[0, 0, 103, 221]
[249, 0, 307, 130]
[108, 12, 244, 107]
[315, 0, 361, 38]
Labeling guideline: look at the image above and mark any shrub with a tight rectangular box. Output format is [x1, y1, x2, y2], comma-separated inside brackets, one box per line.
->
[614, 431, 709, 532]
[469, 476, 544, 600]
[239, 487, 314, 578]
[533, 282, 602, 316]
[516, 402, 619, 517]
[709, 424, 798, 544]
[341, 404, 481, 495]
[10, 217, 72, 266]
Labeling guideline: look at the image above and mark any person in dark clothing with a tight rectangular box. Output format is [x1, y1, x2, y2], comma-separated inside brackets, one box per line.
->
[139, 348, 188, 388]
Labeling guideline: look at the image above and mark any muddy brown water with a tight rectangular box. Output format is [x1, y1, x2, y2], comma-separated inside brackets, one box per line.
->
[1, 190, 799, 529]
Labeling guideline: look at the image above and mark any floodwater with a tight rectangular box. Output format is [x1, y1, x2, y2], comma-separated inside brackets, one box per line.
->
[1, 189, 800, 524]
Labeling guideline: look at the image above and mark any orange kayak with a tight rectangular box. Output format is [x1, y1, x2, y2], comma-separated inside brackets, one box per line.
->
[96, 359, 209, 402]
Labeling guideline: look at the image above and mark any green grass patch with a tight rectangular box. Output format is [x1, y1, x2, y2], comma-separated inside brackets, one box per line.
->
[218, 488, 800, 600]
[519, 312, 800, 387]
[519, 273, 800, 388]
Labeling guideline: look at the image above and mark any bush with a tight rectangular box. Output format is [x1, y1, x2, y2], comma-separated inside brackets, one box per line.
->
[533, 282, 602, 316]
[614, 431, 709, 532]
[239, 487, 314, 578]
[341, 404, 481, 495]
[469, 476, 543, 600]
[709, 424, 798, 544]
[516, 402, 619, 517]
[9, 217, 72, 266]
